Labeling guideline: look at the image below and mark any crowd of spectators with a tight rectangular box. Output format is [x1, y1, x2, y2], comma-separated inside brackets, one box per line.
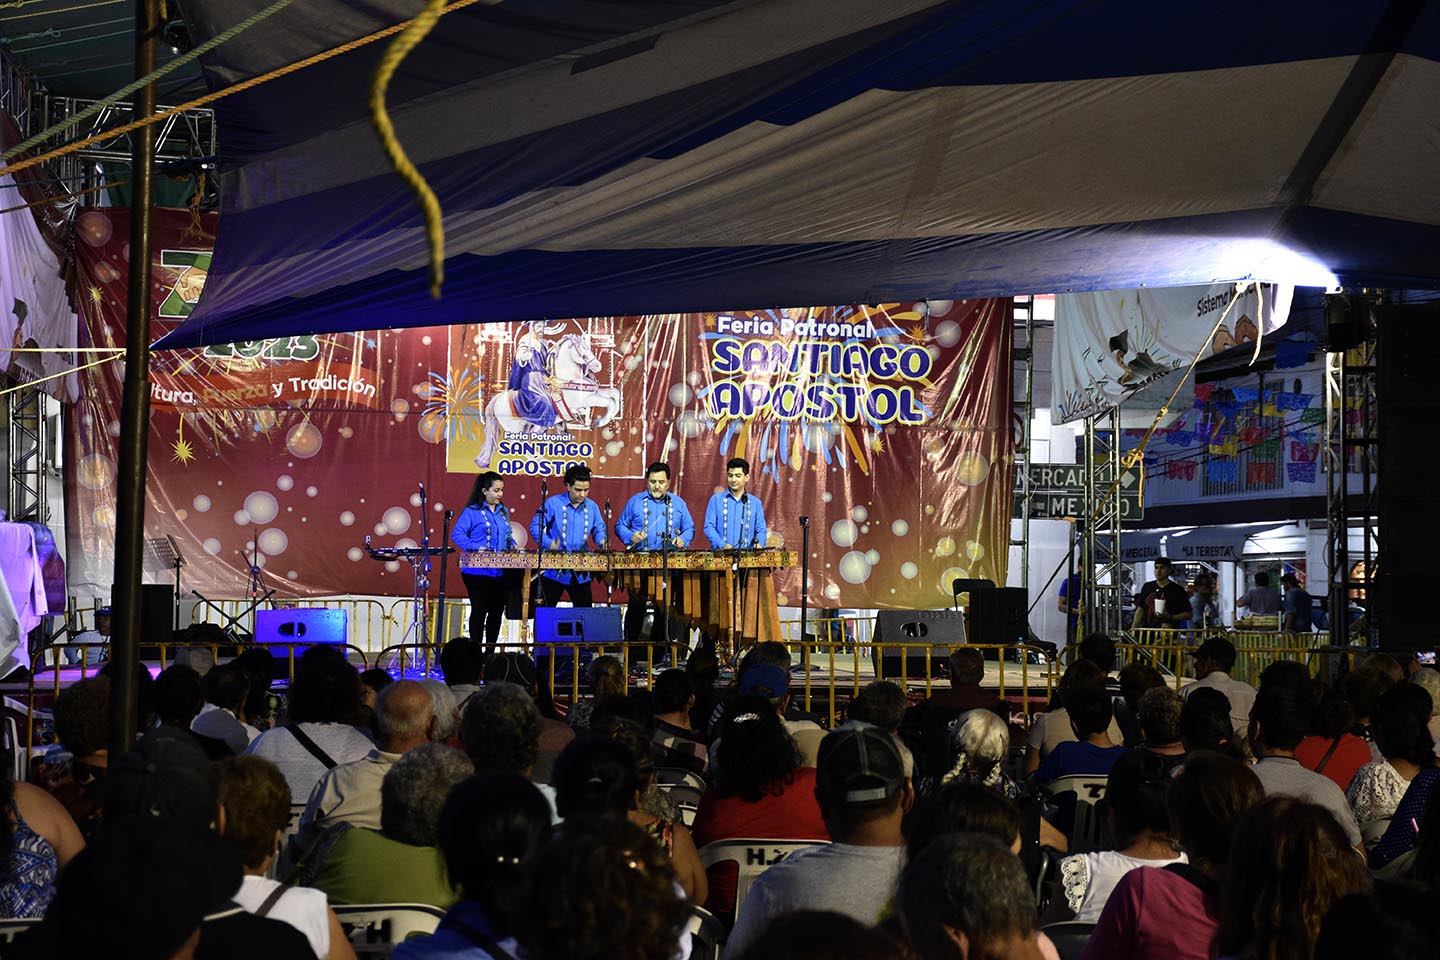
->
[3, 632, 1440, 960]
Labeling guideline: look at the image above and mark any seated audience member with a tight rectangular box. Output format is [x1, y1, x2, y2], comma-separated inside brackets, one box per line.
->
[1077, 632, 1120, 684]
[28, 676, 110, 841]
[1115, 662, 1164, 748]
[154, 663, 234, 760]
[898, 833, 1051, 960]
[686, 647, 721, 737]
[485, 653, 574, 781]
[904, 779, 1022, 859]
[1178, 687, 1244, 761]
[709, 641, 824, 733]
[246, 656, 373, 802]
[932, 708, 1020, 800]
[459, 681, 557, 819]
[438, 637, 485, 711]
[726, 661, 824, 767]
[1409, 666, 1440, 747]
[1294, 683, 1370, 791]
[1045, 750, 1184, 925]
[731, 910, 904, 960]
[1213, 797, 1371, 960]
[847, 681, 915, 777]
[0, 746, 83, 919]
[650, 668, 709, 776]
[567, 654, 626, 732]
[1179, 636, 1256, 738]
[1367, 689, 1439, 869]
[691, 696, 828, 917]
[586, 721, 708, 903]
[359, 667, 392, 708]
[1345, 660, 1399, 762]
[214, 756, 355, 960]
[98, 659, 158, 730]
[723, 724, 912, 958]
[1025, 660, 1124, 775]
[103, 729, 314, 958]
[1082, 752, 1263, 960]
[234, 646, 279, 731]
[419, 678, 460, 741]
[308, 742, 471, 908]
[1035, 685, 1125, 783]
[1315, 883, 1440, 960]
[392, 773, 554, 960]
[516, 818, 689, 960]
[193, 662, 259, 755]
[1136, 686, 1185, 763]
[900, 646, 1009, 783]
[1248, 684, 1363, 847]
[294, 679, 436, 857]
[1348, 683, 1435, 836]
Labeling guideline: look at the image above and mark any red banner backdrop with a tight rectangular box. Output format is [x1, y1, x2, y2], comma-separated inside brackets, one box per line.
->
[67, 207, 1013, 609]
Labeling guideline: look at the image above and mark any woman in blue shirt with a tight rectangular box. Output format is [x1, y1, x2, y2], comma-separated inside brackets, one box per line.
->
[452, 472, 516, 654]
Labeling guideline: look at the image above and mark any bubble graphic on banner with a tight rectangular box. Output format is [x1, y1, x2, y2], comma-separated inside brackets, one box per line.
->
[606, 440, 624, 456]
[839, 551, 872, 584]
[934, 536, 956, 557]
[891, 519, 909, 537]
[851, 506, 868, 522]
[830, 519, 859, 548]
[676, 410, 705, 439]
[93, 260, 120, 283]
[339, 510, 356, 526]
[373, 523, 386, 536]
[410, 493, 423, 507]
[823, 583, 842, 600]
[233, 510, 250, 525]
[901, 562, 919, 579]
[77, 210, 113, 247]
[966, 541, 986, 562]
[395, 538, 418, 550]
[687, 371, 702, 387]
[244, 491, 279, 525]
[821, 492, 833, 504]
[347, 547, 364, 562]
[955, 452, 989, 485]
[189, 495, 211, 513]
[668, 383, 692, 407]
[258, 528, 288, 556]
[391, 398, 410, 422]
[286, 422, 323, 458]
[510, 522, 528, 548]
[938, 567, 969, 596]
[339, 426, 354, 439]
[203, 538, 222, 556]
[928, 299, 955, 317]
[866, 549, 880, 565]
[385, 561, 400, 573]
[175, 509, 188, 521]
[624, 355, 641, 372]
[418, 411, 445, 443]
[107, 421, 121, 437]
[383, 507, 412, 535]
[287, 570, 299, 580]
[306, 486, 318, 497]
[935, 320, 962, 348]
[93, 504, 115, 528]
[78, 453, 115, 490]
[276, 475, 294, 492]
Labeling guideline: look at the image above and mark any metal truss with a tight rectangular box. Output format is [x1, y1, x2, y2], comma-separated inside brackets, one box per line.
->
[1324, 327, 1377, 647]
[41, 94, 217, 197]
[1083, 408, 1125, 637]
[1010, 296, 1035, 597]
[5, 387, 47, 524]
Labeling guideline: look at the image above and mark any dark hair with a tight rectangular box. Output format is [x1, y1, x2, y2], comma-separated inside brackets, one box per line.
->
[485, 652, 537, 690]
[904, 780, 1021, 862]
[468, 471, 503, 506]
[1166, 751, 1263, 865]
[564, 464, 592, 486]
[461, 682, 542, 774]
[203, 662, 250, 712]
[1107, 750, 1174, 848]
[1214, 797, 1372, 960]
[518, 818, 688, 960]
[651, 669, 692, 716]
[1345, 664, 1396, 720]
[644, 462, 671, 480]
[440, 637, 486, 687]
[947, 648, 984, 686]
[287, 656, 362, 724]
[593, 717, 656, 788]
[215, 755, 291, 869]
[847, 681, 908, 732]
[439, 773, 553, 932]
[1316, 885, 1440, 960]
[1064, 684, 1113, 738]
[1255, 571, 1271, 587]
[359, 667, 393, 695]
[1308, 684, 1354, 739]
[1251, 683, 1309, 752]
[898, 833, 1035, 960]
[726, 457, 750, 474]
[1118, 662, 1163, 709]
[732, 911, 904, 960]
[98, 660, 155, 730]
[1179, 688, 1241, 760]
[1259, 659, 1310, 692]
[552, 736, 639, 820]
[1078, 633, 1117, 673]
[54, 675, 110, 757]
[233, 647, 277, 721]
[1053, 658, 1106, 711]
[1371, 684, 1435, 767]
[714, 695, 799, 802]
[1137, 686, 1182, 746]
[153, 664, 206, 728]
[685, 648, 719, 683]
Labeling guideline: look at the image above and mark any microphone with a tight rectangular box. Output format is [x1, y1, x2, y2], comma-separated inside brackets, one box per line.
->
[541, 478, 548, 498]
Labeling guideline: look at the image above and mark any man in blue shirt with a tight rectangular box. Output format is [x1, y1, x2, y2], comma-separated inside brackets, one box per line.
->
[615, 462, 695, 648]
[1280, 572, 1313, 633]
[703, 456, 768, 550]
[530, 464, 608, 608]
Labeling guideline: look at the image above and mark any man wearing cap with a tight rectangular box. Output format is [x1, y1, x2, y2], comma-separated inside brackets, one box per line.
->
[722, 723, 913, 958]
[63, 604, 111, 665]
[1179, 636, 1257, 738]
[716, 661, 823, 768]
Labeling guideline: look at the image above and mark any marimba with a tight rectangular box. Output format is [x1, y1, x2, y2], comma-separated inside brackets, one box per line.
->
[458, 549, 797, 647]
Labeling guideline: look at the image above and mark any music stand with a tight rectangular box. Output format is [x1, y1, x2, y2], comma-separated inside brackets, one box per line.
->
[145, 535, 185, 631]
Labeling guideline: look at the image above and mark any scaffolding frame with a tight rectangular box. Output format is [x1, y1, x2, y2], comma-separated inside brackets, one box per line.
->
[1083, 408, 1126, 637]
[4, 386, 47, 523]
[1010, 296, 1036, 597]
[1324, 333, 1378, 647]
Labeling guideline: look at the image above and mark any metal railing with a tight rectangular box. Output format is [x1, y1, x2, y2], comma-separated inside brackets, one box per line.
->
[190, 597, 395, 652]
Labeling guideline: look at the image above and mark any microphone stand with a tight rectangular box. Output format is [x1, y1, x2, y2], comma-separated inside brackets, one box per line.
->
[799, 515, 811, 648]
[418, 481, 431, 657]
[732, 494, 746, 648]
[434, 509, 453, 645]
[661, 494, 673, 661]
[604, 497, 614, 605]
[533, 478, 548, 619]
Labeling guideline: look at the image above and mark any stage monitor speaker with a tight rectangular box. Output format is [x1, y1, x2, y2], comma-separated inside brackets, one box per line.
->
[967, 587, 1030, 646]
[535, 607, 623, 648]
[871, 609, 966, 679]
[255, 608, 349, 647]
[113, 582, 174, 660]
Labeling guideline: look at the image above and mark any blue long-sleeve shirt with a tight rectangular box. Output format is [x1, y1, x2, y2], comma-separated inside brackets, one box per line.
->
[703, 491, 768, 550]
[452, 503, 515, 578]
[615, 491, 694, 551]
[529, 493, 608, 583]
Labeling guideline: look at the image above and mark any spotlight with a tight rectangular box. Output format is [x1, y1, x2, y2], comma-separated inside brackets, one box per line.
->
[162, 19, 191, 54]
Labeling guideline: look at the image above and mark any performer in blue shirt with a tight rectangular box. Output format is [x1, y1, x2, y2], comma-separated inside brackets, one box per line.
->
[452, 471, 517, 654]
[703, 456, 768, 549]
[529, 464, 608, 607]
[615, 462, 695, 648]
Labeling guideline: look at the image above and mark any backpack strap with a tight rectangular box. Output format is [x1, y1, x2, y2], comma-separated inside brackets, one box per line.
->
[253, 883, 289, 919]
[285, 723, 338, 769]
[1314, 735, 1345, 775]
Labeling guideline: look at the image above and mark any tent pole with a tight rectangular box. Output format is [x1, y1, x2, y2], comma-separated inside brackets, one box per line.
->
[108, 0, 161, 758]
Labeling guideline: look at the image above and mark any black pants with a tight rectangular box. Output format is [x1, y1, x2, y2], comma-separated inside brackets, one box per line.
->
[461, 571, 508, 655]
[625, 582, 685, 657]
[538, 576, 594, 609]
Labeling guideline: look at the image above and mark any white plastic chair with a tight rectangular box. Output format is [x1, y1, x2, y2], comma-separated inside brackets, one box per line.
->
[331, 903, 446, 958]
[698, 838, 826, 923]
[1042, 774, 1109, 850]
[655, 766, 706, 827]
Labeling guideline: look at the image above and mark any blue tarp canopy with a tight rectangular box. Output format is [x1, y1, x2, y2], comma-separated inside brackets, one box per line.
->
[156, 0, 1440, 349]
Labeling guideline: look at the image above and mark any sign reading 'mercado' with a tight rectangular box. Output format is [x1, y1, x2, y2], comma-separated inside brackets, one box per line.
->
[1013, 463, 1144, 520]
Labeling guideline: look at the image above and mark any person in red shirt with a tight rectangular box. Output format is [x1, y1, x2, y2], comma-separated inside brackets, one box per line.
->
[1293, 683, 1371, 792]
[691, 695, 828, 920]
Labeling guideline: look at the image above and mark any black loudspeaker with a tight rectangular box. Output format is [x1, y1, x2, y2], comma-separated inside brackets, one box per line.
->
[1375, 303, 1439, 648]
[870, 609, 967, 680]
[114, 583, 174, 660]
[535, 607, 623, 684]
[967, 587, 1030, 645]
[255, 609, 349, 647]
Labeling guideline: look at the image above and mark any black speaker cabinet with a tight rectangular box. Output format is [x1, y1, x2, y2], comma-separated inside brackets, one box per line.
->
[967, 587, 1030, 645]
[871, 609, 967, 680]
[255, 608, 350, 647]
[113, 583, 174, 661]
